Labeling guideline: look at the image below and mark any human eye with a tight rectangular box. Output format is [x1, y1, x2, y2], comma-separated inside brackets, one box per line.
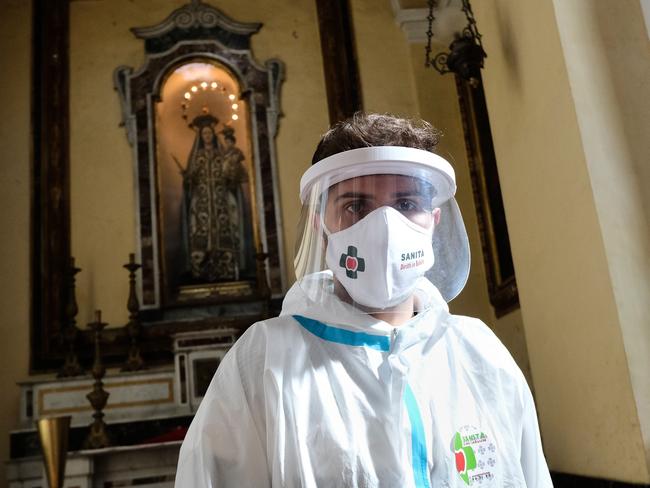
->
[395, 199, 418, 212]
[344, 200, 366, 215]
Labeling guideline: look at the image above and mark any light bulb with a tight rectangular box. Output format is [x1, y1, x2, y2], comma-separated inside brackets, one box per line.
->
[211, 82, 217, 89]
[232, 114, 239, 120]
[184, 92, 191, 99]
[200, 82, 208, 89]
[231, 103, 238, 110]
[228, 94, 236, 101]
[191, 86, 198, 93]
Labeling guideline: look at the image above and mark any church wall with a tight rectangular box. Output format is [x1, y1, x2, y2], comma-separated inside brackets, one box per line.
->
[473, 0, 649, 482]
[0, 1, 33, 485]
[68, 0, 329, 326]
[553, 0, 650, 476]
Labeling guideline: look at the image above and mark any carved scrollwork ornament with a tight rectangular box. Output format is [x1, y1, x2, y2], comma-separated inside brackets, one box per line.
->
[173, 1, 221, 30]
[131, 0, 261, 43]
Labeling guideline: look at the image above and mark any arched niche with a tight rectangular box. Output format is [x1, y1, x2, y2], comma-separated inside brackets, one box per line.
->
[114, 0, 285, 318]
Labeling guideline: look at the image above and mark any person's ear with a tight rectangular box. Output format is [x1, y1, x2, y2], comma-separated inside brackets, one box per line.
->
[433, 207, 441, 226]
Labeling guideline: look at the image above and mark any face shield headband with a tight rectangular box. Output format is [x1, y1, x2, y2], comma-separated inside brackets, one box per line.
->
[295, 146, 471, 304]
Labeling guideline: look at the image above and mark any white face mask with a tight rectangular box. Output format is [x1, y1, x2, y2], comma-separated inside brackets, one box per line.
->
[324, 206, 435, 309]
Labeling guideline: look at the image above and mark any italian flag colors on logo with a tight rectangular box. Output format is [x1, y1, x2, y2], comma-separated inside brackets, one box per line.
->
[450, 426, 496, 486]
[453, 432, 477, 485]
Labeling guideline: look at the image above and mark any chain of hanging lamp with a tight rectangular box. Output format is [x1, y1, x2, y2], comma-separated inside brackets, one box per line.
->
[424, 0, 437, 68]
[460, 0, 484, 49]
[425, 0, 487, 86]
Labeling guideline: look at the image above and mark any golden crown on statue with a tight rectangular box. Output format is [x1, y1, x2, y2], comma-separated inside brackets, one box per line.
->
[181, 80, 240, 126]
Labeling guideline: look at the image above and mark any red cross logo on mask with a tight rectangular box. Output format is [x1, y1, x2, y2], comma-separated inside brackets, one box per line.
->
[339, 246, 365, 279]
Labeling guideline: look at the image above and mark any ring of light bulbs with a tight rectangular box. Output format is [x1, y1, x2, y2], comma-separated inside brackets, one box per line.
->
[181, 81, 240, 124]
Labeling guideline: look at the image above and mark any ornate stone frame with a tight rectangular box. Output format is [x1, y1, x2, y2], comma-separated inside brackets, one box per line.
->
[30, 0, 286, 372]
[114, 0, 286, 312]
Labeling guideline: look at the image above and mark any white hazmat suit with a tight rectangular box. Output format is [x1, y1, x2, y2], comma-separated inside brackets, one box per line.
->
[175, 272, 552, 487]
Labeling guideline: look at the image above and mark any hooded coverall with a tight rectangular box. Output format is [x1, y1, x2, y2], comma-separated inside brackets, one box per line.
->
[175, 273, 552, 487]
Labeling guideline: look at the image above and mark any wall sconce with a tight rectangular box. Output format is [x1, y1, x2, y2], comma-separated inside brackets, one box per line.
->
[425, 0, 486, 87]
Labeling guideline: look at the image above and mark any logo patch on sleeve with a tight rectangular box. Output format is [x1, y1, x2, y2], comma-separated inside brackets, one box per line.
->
[339, 245, 365, 279]
[451, 426, 496, 485]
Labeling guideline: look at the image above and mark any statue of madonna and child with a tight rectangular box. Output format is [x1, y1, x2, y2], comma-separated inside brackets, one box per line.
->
[178, 112, 254, 284]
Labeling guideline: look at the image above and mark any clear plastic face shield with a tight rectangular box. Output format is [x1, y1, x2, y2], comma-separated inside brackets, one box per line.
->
[294, 146, 470, 315]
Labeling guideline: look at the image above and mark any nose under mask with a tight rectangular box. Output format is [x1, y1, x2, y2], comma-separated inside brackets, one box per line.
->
[324, 206, 435, 310]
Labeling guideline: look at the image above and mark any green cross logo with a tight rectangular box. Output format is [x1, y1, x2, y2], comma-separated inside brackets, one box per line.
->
[339, 245, 365, 279]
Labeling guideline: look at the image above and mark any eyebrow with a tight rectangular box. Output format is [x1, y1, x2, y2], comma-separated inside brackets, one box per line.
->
[334, 192, 373, 202]
[392, 191, 425, 198]
[334, 190, 430, 202]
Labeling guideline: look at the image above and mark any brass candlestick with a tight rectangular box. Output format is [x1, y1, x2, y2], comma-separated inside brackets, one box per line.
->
[58, 257, 84, 377]
[83, 310, 111, 449]
[121, 253, 145, 371]
[36, 415, 71, 488]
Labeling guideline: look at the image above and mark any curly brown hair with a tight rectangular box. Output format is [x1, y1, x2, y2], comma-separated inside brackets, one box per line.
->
[311, 112, 442, 164]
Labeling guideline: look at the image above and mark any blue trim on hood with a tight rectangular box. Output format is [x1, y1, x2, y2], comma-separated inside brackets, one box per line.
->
[292, 315, 390, 351]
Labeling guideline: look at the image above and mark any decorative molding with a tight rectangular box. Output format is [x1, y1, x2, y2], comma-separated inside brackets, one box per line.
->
[37, 378, 174, 416]
[394, 8, 430, 43]
[113, 66, 135, 146]
[391, 0, 465, 45]
[265, 59, 285, 139]
[130, 0, 262, 54]
[131, 0, 261, 40]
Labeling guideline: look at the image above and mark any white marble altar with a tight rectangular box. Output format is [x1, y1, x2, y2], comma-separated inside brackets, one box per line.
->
[8, 330, 239, 487]
[7, 441, 181, 488]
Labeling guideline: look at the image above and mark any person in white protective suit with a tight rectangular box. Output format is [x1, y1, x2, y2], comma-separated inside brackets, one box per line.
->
[175, 113, 553, 487]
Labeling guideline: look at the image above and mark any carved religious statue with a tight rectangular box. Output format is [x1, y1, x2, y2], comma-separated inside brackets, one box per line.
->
[180, 111, 249, 283]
